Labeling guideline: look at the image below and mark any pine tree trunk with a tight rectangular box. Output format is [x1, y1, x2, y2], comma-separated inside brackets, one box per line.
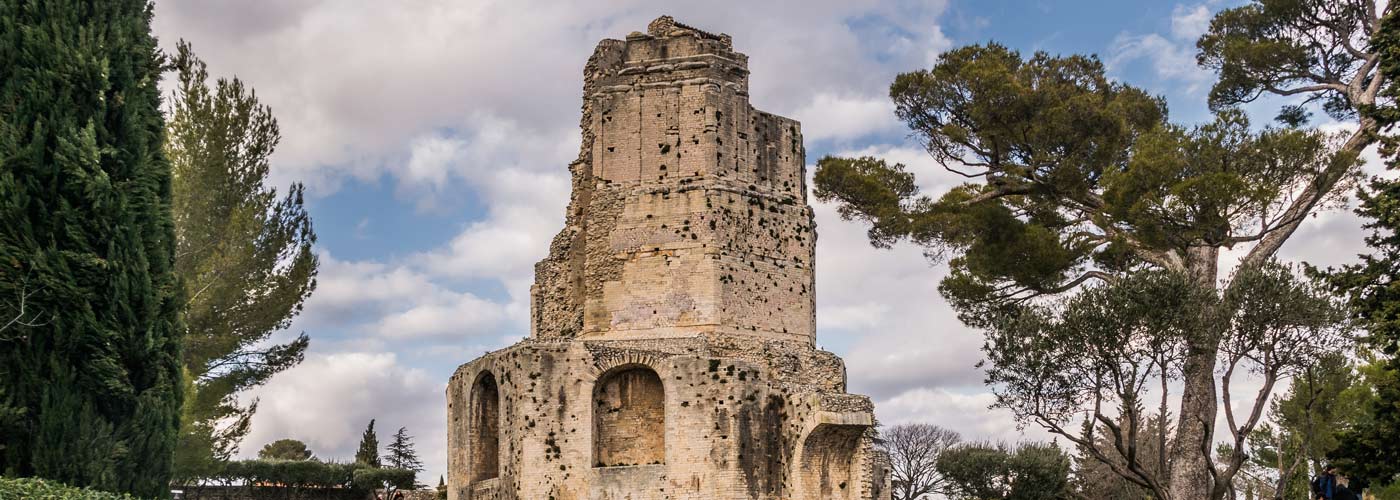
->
[1169, 246, 1221, 500]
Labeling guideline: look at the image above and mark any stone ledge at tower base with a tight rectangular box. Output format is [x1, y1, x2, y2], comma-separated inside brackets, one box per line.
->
[446, 335, 889, 500]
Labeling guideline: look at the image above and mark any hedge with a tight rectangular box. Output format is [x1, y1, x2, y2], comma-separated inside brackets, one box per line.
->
[180, 459, 415, 491]
[351, 468, 416, 490]
[0, 477, 142, 499]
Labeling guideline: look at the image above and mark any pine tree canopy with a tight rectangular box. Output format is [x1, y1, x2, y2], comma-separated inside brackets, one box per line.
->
[0, 0, 183, 496]
[385, 426, 423, 477]
[165, 40, 318, 484]
[257, 439, 314, 461]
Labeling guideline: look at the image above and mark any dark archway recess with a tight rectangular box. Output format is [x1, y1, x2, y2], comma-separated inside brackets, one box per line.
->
[799, 423, 864, 499]
[593, 365, 666, 467]
[470, 372, 501, 482]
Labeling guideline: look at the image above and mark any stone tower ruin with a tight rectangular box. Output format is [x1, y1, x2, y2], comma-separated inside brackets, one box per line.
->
[446, 16, 890, 500]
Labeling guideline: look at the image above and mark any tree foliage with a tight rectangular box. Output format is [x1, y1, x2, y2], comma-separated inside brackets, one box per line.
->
[978, 263, 1347, 499]
[879, 423, 961, 500]
[936, 441, 1072, 500]
[1073, 413, 1171, 500]
[258, 439, 315, 461]
[0, 0, 184, 496]
[352, 467, 416, 492]
[165, 41, 318, 483]
[1198, 0, 1388, 118]
[356, 420, 382, 468]
[0, 477, 140, 500]
[177, 458, 413, 493]
[384, 427, 423, 482]
[813, 2, 1391, 493]
[1241, 353, 1365, 497]
[1321, 9, 1400, 487]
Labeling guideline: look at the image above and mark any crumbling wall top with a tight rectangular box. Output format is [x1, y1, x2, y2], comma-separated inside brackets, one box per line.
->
[646, 15, 733, 47]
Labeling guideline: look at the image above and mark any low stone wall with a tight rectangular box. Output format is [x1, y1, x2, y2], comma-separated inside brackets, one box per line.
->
[176, 486, 366, 500]
[176, 486, 439, 500]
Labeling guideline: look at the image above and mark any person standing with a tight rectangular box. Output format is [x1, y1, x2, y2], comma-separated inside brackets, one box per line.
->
[1312, 465, 1339, 500]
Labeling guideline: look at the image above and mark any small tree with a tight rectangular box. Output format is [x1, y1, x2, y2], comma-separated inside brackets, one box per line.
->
[936, 441, 1072, 500]
[879, 423, 961, 500]
[257, 439, 314, 461]
[356, 419, 381, 467]
[352, 468, 415, 497]
[1073, 413, 1171, 500]
[384, 427, 423, 482]
[1242, 353, 1360, 498]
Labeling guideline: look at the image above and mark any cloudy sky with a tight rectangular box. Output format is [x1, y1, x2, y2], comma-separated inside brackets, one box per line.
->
[151, 0, 1382, 485]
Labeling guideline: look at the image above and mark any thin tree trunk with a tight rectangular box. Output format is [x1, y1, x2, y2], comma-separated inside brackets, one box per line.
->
[1170, 245, 1220, 500]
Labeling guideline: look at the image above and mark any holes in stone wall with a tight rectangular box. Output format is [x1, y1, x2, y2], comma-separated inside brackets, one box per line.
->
[470, 372, 501, 482]
[593, 365, 666, 467]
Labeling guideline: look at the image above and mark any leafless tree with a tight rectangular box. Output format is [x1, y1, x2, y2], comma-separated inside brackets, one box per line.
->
[879, 423, 962, 500]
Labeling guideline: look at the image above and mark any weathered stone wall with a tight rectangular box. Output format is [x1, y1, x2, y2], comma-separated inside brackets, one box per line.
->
[593, 366, 666, 466]
[450, 16, 886, 500]
[447, 339, 875, 500]
[530, 15, 815, 345]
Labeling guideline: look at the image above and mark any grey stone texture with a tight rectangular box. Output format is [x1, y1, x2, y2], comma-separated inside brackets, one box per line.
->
[447, 16, 890, 500]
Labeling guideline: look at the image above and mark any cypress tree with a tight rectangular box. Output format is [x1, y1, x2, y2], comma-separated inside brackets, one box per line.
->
[355, 419, 381, 467]
[0, 0, 183, 497]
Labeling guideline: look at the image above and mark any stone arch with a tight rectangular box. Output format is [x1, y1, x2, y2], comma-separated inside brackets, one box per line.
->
[592, 364, 665, 467]
[797, 423, 864, 499]
[469, 371, 501, 482]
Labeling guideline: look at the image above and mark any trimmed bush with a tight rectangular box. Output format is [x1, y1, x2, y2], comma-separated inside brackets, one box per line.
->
[0, 477, 142, 499]
[178, 460, 415, 494]
[201, 459, 367, 489]
[352, 468, 416, 491]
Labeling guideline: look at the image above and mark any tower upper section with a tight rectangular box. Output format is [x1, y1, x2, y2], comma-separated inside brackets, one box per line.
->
[530, 16, 815, 345]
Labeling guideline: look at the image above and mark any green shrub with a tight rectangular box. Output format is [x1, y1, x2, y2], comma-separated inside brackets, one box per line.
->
[214, 459, 368, 488]
[1372, 481, 1400, 500]
[180, 460, 413, 493]
[352, 467, 416, 490]
[0, 477, 142, 499]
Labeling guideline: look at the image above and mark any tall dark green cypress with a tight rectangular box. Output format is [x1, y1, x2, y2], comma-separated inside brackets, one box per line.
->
[0, 0, 183, 497]
[356, 419, 382, 467]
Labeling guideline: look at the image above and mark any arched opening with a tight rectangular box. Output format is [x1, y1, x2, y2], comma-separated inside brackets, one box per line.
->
[470, 371, 500, 482]
[798, 423, 863, 499]
[593, 365, 665, 467]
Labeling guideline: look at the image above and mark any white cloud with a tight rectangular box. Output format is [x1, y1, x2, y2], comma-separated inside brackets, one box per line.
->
[374, 292, 508, 339]
[876, 387, 1055, 444]
[241, 352, 446, 480]
[1170, 4, 1212, 41]
[152, 0, 956, 198]
[1108, 32, 1212, 87]
[299, 253, 517, 340]
[793, 93, 900, 143]
[304, 256, 449, 323]
[813, 144, 987, 400]
[403, 135, 464, 190]
[415, 168, 570, 300]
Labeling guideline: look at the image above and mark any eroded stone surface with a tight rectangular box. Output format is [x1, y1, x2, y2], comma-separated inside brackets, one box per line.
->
[447, 16, 890, 500]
